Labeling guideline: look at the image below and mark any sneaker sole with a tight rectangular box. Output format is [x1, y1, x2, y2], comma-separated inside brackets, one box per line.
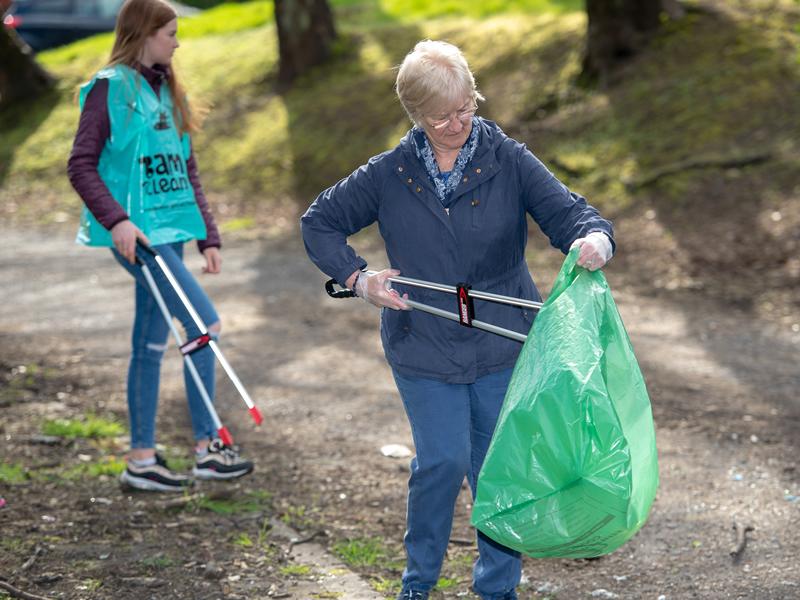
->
[192, 465, 254, 480]
[120, 470, 193, 493]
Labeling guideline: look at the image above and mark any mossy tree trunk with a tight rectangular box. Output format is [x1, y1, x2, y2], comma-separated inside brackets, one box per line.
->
[582, 0, 684, 85]
[275, 0, 336, 86]
[0, 28, 54, 109]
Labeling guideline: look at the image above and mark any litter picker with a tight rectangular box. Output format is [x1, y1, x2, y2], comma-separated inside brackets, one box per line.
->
[325, 271, 542, 343]
[135, 240, 263, 445]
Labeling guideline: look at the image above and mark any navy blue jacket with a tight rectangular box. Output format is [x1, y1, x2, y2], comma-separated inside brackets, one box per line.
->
[301, 118, 614, 383]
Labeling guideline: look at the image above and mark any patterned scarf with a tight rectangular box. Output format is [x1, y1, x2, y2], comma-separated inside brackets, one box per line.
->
[412, 117, 480, 207]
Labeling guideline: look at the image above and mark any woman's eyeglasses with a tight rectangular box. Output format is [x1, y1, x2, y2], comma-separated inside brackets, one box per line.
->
[426, 102, 477, 130]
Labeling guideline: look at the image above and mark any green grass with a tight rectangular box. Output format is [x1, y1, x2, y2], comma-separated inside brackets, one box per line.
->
[61, 456, 126, 479]
[371, 576, 402, 595]
[0, 362, 54, 404]
[435, 576, 459, 590]
[280, 564, 313, 576]
[140, 554, 176, 569]
[2, 0, 798, 295]
[232, 532, 254, 547]
[279, 502, 321, 530]
[332, 537, 387, 568]
[77, 579, 103, 592]
[0, 0, 584, 220]
[42, 415, 125, 439]
[0, 463, 27, 484]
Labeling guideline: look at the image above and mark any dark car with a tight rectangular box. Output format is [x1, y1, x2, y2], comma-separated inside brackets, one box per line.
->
[3, 0, 197, 52]
[3, 0, 125, 51]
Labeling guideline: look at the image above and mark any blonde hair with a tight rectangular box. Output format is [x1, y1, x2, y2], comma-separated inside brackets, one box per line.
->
[108, 0, 203, 134]
[395, 40, 484, 126]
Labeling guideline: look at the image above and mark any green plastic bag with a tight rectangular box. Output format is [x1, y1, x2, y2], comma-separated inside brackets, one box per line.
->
[471, 248, 658, 558]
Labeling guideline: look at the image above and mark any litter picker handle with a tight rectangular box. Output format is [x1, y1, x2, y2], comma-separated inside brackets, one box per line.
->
[325, 278, 356, 298]
[405, 298, 528, 343]
[325, 270, 542, 311]
[375, 271, 543, 311]
[322, 276, 528, 343]
[136, 239, 158, 258]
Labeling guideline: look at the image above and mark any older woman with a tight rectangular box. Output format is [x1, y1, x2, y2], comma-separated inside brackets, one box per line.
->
[301, 40, 614, 600]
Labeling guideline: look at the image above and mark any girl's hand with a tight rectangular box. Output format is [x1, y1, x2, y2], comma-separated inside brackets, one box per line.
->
[202, 247, 222, 274]
[111, 220, 149, 264]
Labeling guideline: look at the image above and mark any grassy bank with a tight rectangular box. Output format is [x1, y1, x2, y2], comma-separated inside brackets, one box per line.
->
[1, 0, 798, 322]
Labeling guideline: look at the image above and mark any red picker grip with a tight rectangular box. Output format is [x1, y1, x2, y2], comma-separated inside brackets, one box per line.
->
[217, 426, 234, 446]
[248, 406, 263, 426]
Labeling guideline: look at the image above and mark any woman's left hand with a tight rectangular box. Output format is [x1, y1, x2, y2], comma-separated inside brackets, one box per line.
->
[571, 232, 613, 271]
[202, 247, 222, 274]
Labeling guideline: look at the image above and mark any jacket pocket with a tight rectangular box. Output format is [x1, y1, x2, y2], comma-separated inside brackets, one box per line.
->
[382, 306, 411, 345]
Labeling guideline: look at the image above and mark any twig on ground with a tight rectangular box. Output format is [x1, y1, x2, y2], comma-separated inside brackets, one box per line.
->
[155, 493, 203, 510]
[0, 579, 52, 600]
[288, 530, 325, 550]
[730, 521, 755, 564]
[20, 546, 43, 571]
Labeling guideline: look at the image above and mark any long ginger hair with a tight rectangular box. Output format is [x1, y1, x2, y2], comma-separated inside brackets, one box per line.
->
[108, 0, 203, 134]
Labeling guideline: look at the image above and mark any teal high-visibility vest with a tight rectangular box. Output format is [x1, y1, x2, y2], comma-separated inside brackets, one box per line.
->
[76, 64, 207, 247]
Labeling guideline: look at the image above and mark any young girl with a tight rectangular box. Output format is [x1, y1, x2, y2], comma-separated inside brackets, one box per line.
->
[68, 0, 252, 492]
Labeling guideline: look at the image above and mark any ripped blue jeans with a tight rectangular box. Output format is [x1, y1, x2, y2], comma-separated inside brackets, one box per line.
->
[113, 242, 219, 449]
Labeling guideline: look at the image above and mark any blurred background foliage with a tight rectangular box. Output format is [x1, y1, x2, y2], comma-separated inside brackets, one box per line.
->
[1, 0, 798, 323]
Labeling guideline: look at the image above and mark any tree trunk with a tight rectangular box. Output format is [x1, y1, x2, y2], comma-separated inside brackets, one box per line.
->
[582, 0, 684, 85]
[0, 28, 54, 110]
[275, 0, 336, 87]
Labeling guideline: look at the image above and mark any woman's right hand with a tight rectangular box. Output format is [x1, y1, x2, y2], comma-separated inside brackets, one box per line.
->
[111, 220, 150, 264]
[349, 268, 410, 311]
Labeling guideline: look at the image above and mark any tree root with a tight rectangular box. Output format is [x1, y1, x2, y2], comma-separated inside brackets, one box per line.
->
[0, 579, 52, 600]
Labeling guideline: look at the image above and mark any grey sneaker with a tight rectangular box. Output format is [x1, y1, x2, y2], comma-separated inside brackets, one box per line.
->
[192, 438, 254, 480]
[120, 454, 193, 492]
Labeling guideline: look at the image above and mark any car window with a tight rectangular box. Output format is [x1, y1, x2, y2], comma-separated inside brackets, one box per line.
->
[95, 0, 124, 18]
[13, 0, 73, 15]
[73, 0, 123, 18]
[73, 1, 98, 16]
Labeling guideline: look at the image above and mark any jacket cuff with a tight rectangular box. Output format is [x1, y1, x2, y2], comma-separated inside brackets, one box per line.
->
[105, 214, 129, 231]
[336, 258, 368, 288]
[197, 239, 221, 253]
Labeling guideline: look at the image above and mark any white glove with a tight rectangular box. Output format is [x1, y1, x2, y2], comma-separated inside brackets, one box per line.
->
[570, 231, 613, 271]
[354, 269, 410, 311]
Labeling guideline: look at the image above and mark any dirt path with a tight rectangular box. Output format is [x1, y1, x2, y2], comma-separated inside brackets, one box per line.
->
[1, 224, 799, 599]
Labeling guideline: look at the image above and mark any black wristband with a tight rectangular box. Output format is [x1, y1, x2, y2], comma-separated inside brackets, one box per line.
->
[352, 271, 362, 296]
